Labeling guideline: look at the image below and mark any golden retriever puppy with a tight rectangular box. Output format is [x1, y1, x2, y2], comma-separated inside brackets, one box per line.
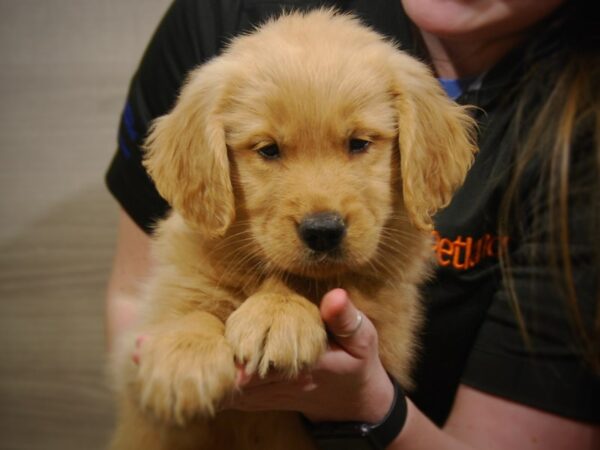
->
[110, 9, 476, 450]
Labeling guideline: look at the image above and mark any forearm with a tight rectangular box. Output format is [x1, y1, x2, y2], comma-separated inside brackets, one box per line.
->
[105, 290, 141, 350]
[387, 399, 477, 450]
[105, 210, 154, 349]
[387, 385, 600, 450]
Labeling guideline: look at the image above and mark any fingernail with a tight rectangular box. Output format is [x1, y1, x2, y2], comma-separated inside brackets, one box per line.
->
[135, 335, 147, 349]
[299, 374, 317, 391]
[235, 366, 251, 387]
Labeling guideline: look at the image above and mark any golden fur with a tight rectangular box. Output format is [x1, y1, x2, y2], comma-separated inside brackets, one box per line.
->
[110, 9, 476, 450]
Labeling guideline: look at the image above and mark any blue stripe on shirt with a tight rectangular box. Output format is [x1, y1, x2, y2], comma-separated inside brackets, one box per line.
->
[118, 102, 138, 159]
[438, 76, 480, 100]
[123, 102, 139, 141]
[438, 78, 464, 100]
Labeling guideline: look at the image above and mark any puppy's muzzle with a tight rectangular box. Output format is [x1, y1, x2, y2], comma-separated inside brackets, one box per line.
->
[298, 212, 346, 253]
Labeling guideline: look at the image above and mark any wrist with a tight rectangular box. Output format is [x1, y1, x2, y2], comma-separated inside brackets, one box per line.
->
[303, 366, 394, 424]
[303, 374, 408, 450]
[360, 366, 396, 424]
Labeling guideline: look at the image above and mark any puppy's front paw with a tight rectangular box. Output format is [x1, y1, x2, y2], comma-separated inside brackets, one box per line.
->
[225, 293, 327, 377]
[134, 316, 236, 425]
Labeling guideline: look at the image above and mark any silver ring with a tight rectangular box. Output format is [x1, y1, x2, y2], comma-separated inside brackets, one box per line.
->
[334, 312, 363, 338]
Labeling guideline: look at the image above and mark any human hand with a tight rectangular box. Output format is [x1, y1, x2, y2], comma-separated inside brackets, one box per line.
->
[230, 288, 395, 424]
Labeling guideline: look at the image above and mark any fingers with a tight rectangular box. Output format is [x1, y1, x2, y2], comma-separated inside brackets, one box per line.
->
[320, 289, 377, 359]
[131, 334, 149, 365]
[235, 364, 314, 389]
[225, 369, 316, 412]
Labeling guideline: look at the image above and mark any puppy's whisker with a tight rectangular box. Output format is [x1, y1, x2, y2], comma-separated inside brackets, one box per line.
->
[374, 260, 399, 282]
[228, 248, 265, 279]
[376, 236, 410, 256]
[213, 244, 266, 290]
[208, 229, 255, 253]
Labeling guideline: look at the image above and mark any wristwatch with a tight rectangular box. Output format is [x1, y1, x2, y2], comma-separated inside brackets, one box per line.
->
[302, 375, 407, 450]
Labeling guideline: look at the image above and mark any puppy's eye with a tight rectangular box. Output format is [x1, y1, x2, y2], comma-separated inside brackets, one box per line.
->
[348, 139, 371, 154]
[257, 144, 280, 160]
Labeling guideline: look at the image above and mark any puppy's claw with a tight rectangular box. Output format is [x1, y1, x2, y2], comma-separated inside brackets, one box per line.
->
[225, 293, 327, 378]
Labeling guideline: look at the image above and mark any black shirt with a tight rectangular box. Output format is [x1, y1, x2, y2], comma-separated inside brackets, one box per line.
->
[106, 0, 600, 425]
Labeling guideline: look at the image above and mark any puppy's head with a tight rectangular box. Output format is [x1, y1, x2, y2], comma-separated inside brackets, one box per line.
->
[144, 10, 476, 276]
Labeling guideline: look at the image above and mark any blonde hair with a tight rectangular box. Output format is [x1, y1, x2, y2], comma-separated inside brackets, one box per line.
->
[499, 1, 600, 372]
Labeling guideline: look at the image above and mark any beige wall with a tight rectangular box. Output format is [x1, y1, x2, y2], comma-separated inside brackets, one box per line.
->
[0, 1, 171, 448]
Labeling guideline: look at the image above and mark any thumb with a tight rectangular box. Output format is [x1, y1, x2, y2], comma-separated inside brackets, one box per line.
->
[321, 289, 377, 359]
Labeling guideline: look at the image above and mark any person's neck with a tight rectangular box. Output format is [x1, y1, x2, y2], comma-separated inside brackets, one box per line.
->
[420, 30, 525, 79]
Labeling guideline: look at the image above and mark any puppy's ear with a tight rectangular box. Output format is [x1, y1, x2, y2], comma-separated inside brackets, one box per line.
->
[391, 53, 477, 230]
[143, 60, 235, 237]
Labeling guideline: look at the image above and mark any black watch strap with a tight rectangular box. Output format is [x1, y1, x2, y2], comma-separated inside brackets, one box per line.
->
[303, 375, 407, 450]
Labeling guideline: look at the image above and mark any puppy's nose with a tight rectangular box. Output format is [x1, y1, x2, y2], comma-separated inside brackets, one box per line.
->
[298, 212, 346, 252]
